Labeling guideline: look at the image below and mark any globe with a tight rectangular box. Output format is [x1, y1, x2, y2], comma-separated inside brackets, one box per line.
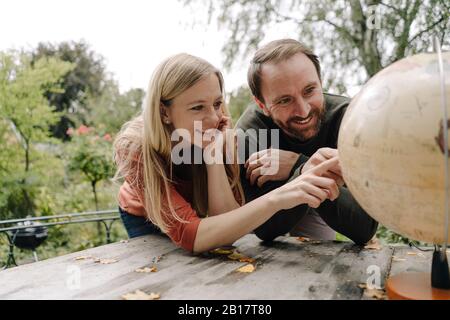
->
[338, 51, 450, 244]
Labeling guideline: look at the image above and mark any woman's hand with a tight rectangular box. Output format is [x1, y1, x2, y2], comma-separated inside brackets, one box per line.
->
[203, 116, 232, 149]
[269, 157, 340, 211]
[217, 115, 232, 133]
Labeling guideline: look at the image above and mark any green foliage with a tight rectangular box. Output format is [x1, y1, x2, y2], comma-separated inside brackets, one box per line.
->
[66, 125, 115, 210]
[0, 51, 74, 219]
[31, 41, 109, 140]
[0, 45, 129, 268]
[228, 86, 253, 125]
[84, 80, 144, 135]
[184, 0, 449, 94]
[1, 51, 73, 145]
[376, 225, 412, 244]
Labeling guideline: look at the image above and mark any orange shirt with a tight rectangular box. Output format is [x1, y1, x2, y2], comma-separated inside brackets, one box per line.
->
[118, 165, 242, 252]
[118, 178, 202, 252]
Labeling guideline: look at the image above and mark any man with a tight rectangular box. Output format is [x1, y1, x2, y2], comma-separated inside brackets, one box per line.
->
[236, 39, 378, 245]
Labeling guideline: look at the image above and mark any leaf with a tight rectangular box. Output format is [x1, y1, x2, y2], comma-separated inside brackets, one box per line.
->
[364, 238, 382, 250]
[74, 255, 92, 261]
[364, 288, 387, 300]
[392, 256, 406, 262]
[210, 247, 235, 255]
[135, 267, 157, 273]
[95, 258, 118, 264]
[227, 252, 255, 264]
[236, 264, 255, 273]
[239, 257, 256, 264]
[358, 283, 387, 300]
[121, 290, 160, 300]
[406, 251, 425, 257]
[296, 237, 311, 242]
[227, 252, 244, 260]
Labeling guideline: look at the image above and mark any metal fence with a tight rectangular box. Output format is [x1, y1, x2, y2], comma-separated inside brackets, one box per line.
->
[0, 209, 121, 269]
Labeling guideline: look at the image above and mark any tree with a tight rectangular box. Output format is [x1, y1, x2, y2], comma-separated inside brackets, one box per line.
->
[66, 125, 114, 211]
[184, 0, 449, 94]
[31, 41, 108, 139]
[0, 51, 74, 218]
[84, 80, 145, 135]
[228, 86, 253, 124]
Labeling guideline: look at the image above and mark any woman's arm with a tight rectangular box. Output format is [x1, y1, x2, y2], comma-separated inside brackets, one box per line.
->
[194, 190, 277, 253]
[205, 116, 239, 216]
[206, 162, 240, 216]
[193, 157, 340, 253]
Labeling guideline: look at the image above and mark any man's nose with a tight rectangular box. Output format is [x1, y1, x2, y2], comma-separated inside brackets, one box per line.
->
[293, 96, 311, 118]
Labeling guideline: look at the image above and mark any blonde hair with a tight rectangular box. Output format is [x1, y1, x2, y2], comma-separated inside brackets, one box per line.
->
[114, 53, 244, 232]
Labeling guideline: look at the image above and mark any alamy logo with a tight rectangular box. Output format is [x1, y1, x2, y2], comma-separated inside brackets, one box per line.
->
[170, 121, 280, 176]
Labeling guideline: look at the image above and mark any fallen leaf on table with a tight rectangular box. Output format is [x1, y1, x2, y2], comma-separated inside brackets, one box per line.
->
[95, 258, 118, 264]
[121, 290, 160, 300]
[392, 256, 406, 262]
[210, 247, 235, 255]
[74, 255, 92, 261]
[227, 252, 244, 260]
[135, 266, 157, 273]
[236, 264, 255, 273]
[364, 288, 387, 300]
[406, 251, 425, 257]
[239, 257, 256, 264]
[227, 252, 256, 264]
[358, 283, 387, 300]
[364, 238, 382, 251]
[296, 237, 310, 242]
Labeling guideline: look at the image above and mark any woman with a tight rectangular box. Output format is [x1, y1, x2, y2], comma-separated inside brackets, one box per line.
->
[114, 53, 339, 254]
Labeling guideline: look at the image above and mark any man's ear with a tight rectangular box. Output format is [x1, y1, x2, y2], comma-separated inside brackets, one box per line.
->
[254, 97, 270, 117]
[160, 103, 171, 124]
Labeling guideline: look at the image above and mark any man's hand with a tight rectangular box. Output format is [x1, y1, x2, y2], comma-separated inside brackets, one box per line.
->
[270, 157, 340, 211]
[301, 148, 344, 187]
[245, 149, 300, 187]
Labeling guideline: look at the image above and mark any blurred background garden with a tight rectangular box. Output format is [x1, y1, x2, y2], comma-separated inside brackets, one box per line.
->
[0, 0, 448, 267]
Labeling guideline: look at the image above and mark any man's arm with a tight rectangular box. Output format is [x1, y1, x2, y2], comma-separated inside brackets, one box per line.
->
[240, 157, 311, 241]
[313, 187, 378, 245]
[243, 156, 378, 244]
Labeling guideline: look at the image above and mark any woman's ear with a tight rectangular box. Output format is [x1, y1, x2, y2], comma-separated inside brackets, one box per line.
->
[160, 103, 171, 125]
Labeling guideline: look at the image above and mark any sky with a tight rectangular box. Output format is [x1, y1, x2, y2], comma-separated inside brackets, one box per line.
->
[0, 0, 255, 93]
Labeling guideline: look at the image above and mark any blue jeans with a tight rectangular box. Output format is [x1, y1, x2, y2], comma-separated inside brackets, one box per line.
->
[119, 207, 161, 238]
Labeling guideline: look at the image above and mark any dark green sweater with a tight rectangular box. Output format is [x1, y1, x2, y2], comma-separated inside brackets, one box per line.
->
[235, 93, 378, 245]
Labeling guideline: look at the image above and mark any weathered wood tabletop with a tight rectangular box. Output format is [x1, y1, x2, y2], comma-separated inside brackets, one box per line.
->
[0, 234, 432, 300]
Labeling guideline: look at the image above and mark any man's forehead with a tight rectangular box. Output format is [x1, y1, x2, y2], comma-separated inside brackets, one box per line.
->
[261, 53, 317, 82]
[260, 53, 319, 98]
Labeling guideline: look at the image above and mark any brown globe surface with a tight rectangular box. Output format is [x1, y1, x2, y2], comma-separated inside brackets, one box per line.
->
[338, 52, 450, 244]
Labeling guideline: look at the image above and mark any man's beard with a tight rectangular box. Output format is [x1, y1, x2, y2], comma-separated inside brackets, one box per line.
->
[274, 105, 326, 142]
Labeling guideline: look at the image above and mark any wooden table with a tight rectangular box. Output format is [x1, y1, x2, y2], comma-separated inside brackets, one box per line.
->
[0, 234, 433, 300]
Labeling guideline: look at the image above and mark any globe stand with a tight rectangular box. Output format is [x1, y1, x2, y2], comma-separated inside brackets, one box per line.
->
[386, 248, 450, 300]
[431, 248, 450, 289]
